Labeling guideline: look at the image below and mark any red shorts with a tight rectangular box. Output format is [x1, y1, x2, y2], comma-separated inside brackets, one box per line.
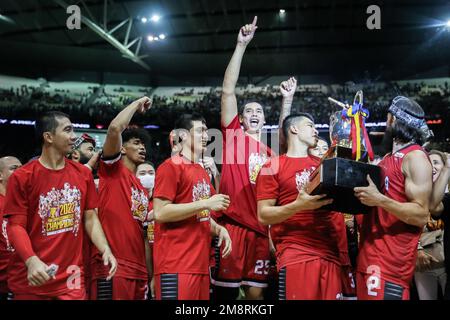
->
[155, 273, 209, 300]
[279, 259, 343, 300]
[211, 220, 270, 288]
[90, 277, 148, 300]
[356, 271, 409, 300]
[341, 265, 356, 299]
[13, 289, 86, 300]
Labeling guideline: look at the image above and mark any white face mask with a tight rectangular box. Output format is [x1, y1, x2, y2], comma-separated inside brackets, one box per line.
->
[139, 174, 155, 190]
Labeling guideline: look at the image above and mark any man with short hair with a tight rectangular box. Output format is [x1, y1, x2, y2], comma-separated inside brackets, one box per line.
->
[213, 16, 274, 300]
[257, 113, 343, 300]
[354, 96, 433, 300]
[4, 111, 116, 300]
[90, 97, 153, 300]
[0, 156, 22, 299]
[153, 114, 232, 300]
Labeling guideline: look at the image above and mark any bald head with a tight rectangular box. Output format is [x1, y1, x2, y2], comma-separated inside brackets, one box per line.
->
[0, 156, 22, 189]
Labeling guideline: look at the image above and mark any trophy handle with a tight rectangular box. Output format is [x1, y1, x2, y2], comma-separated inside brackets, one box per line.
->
[354, 90, 363, 106]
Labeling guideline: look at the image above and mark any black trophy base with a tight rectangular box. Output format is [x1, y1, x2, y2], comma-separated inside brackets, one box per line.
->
[306, 157, 381, 214]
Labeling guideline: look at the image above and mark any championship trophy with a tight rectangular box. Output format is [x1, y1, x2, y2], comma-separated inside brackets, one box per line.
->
[306, 91, 381, 214]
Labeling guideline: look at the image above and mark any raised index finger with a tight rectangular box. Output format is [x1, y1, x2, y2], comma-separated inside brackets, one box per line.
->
[251, 16, 258, 27]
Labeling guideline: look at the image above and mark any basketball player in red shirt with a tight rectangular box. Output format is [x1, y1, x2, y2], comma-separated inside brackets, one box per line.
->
[214, 16, 294, 300]
[4, 111, 116, 300]
[0, 156, 22, 299]
[153, 114, 232, 300]
[90, 97, 153, 300]
[354, 96, 433, 300]
[257, 113, 346, 300]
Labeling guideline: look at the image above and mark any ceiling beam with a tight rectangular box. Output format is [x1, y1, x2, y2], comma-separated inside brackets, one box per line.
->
[53, 0, 150, 70]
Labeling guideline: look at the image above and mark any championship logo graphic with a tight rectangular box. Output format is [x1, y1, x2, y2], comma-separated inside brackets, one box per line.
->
[295, 167, 316, 191]
[38, 183, 81, 236]
[249, 153, 268, 184]
[192, 179, 211, 221]
[131, 187, 149, 223]
[147, 220, 155, 243]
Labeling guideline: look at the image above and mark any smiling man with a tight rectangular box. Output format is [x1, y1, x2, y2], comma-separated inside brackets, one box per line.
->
[211, 16, 275, 301]
[90, 97, 153, 300]
[4, 111, 116, 300]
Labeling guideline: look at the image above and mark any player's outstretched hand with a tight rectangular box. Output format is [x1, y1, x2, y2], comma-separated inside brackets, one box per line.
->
[237, 16, 258, 46]
[280, 77, 297, 98]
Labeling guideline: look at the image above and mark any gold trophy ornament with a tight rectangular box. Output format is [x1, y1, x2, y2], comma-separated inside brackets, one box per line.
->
[306, 91, 381, 214]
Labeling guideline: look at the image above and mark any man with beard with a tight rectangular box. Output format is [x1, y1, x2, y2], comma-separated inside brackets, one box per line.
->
[257, 113, 345, 300]
[90, 97, 153, 300]
[354, 96, 433, 300]
[0, 156, 22, 299]
[69, 134, 96, 165]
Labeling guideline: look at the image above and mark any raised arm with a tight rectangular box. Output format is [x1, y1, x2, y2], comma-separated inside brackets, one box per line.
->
[278, 77, 297, 153]
[102, 96, 152, 158]
[354, 150, 432, 227]
[221, 16, 258, 127]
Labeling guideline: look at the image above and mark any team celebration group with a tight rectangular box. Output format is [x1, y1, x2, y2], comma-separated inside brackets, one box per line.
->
[0, 17, 449, 301]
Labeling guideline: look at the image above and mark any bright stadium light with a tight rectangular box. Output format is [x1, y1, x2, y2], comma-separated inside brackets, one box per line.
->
[279, 9, 286, 14]
[141, 17, 147, 23]
[446, 20, 450, 27]
[150, 14, 160, 22]
[147, 35, 154, 42]
[159, 34, 166, 40]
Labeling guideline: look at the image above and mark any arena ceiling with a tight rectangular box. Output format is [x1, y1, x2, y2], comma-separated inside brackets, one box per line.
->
[1, 0, 450, 83]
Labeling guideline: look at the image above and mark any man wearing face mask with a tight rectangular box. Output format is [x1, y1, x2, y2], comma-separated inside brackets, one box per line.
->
[136, 161, 156, 299]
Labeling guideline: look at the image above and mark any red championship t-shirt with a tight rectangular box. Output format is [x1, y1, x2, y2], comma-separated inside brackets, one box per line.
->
[332, 212, 351, 267]
[256, 155, 341, 270]
[153, 155, 215, 275]
[4, 159, 98, 296]
[0, 193, 13, 293]
[219, 116, 272, 236]
[357, 144, 427, 287]
[92, 156, 149, 281]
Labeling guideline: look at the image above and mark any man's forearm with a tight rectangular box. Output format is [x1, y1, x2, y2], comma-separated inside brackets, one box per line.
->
[7, 223, 36, 263]
[222, 44, 247, 93]
[109, 101, 140, 133]
[84, 211, 110, 254]
[258, 201, 297, 225]
[278, 96, 294, 152]
[155, 200, 209, 223]
[378, 195, 428, 227]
